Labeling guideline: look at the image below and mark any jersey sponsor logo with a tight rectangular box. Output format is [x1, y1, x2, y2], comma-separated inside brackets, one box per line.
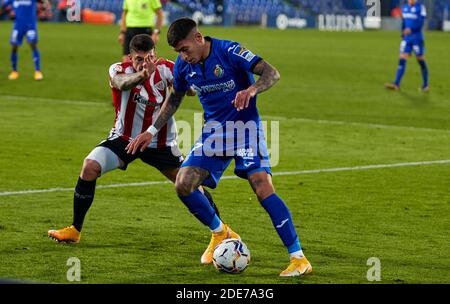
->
[14, 0, 32, 7]
[133, 93, 157, 106]
[114, 65, 123, 73]
[213, 64, 224, 78]
[403, 13, 418, 19]
[191, 79, 236, 96]
[230, 45, 256, 62]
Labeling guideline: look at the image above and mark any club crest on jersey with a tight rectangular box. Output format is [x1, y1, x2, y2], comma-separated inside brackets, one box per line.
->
[154, 81, 165, 91]
[214, 64, 224, 78]
[114, 65, 123, 73]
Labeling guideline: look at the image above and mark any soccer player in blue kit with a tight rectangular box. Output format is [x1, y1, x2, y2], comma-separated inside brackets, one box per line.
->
[1, 0, 44, 80]
[385, 0, 429, 91]
[127, 18, 312, 277]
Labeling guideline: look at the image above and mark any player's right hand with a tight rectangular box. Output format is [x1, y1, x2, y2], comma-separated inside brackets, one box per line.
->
[403, 28, 412, 36]
[126, 132, 153, 154]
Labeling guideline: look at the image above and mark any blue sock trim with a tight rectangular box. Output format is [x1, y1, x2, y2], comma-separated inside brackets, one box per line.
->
[209, 214, 221, 230]
[287, 237, 301, 253]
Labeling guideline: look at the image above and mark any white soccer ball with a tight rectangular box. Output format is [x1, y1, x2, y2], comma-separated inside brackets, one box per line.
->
[212, 238, 250, 274]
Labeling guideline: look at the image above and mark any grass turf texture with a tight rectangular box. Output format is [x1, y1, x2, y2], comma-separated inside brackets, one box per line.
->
[0, 22, 449, 283]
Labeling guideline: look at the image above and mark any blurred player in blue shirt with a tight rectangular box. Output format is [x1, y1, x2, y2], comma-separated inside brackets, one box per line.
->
[385, 0, 429, 91]
[1, 0, 44, 80]
[127, 18, 313, 277]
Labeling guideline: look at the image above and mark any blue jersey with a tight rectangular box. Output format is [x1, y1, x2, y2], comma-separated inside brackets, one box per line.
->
[401, 2, 426, 42]
[173, 37, 262, 126]
[5, 0, 37, 29]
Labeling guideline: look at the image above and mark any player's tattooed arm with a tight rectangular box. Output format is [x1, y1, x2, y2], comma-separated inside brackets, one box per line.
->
[232, 59, 280, 111]
[153, 90, 186, 130]
[112, 55, 154, 91]
[111, 72, 146, 91]
[251, 59, 281, 94]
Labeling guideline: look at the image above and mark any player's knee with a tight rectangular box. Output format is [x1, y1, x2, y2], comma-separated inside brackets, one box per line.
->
[399, 53, 409, 59]
[175, 175, 196, 196]
[251, 180, 275, 201]
[80, 159, 101, 181]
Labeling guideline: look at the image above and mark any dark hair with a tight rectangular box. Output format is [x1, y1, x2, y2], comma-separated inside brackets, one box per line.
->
[167, 18, 197, 47]
[129, 34, 155, 53]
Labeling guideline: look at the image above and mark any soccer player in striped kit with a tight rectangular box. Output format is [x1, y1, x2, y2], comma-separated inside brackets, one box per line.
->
[48, 34, 219, 243]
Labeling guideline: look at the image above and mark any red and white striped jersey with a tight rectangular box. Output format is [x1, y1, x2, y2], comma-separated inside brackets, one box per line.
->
[108, 59, 177, 148]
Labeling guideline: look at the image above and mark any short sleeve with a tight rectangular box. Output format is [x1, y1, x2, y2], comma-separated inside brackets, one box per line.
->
[109, 62, 123, 88]
[151, 0, 162, 10]
[122, 0, 128, 10]
[173, 57, 189, 92]
[226, 42, 262, 72]
[157, 59, 175, 84]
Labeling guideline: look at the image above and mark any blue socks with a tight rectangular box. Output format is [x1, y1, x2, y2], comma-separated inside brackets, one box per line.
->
[11, 51, 18, 71]
[418, 59, 429, 88]
[394, 58, 407, 86]
[260, 193, 301, 254]
[179, 189, 220, 230]
[32, 48, 41, 71]
[11, 48, 42, 72]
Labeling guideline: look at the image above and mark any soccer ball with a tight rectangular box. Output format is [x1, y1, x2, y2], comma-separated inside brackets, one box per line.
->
[212, 238, 250, 274]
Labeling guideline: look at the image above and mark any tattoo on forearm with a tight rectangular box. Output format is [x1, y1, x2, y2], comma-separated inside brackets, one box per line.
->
[153, 90, 185, 130]
[111, 73, 145, 91]
[251, 60, 281, 94]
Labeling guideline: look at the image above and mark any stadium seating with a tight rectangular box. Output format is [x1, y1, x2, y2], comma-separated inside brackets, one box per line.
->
[429, 0, 450, 30]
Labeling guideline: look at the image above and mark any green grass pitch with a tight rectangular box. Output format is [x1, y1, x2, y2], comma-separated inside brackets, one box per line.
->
[0, 22, 449, 284]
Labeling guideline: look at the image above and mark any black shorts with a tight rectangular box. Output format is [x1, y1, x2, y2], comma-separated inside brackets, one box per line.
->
[123, 27, 153, 55]
[99, 137, 183, 171]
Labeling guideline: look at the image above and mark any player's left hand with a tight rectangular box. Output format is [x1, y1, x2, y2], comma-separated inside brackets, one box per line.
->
[232, 86, 257, 111]
[403, 28, 412, 35]
[126, 132, 153, 154]
[140, 54, 156, 79]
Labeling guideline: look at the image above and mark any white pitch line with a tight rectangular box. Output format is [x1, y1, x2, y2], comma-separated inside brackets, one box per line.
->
[1, 159, 449, 197]
[2, 95, 450, 134]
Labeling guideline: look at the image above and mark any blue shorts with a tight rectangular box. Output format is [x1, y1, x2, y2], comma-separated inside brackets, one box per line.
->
[400, 39, 425, 57]
[181, 124, 272, 189]
[10, 26, 38, 46]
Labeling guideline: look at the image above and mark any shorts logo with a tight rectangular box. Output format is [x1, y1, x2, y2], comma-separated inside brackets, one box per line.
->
[214, 64, 224, 78]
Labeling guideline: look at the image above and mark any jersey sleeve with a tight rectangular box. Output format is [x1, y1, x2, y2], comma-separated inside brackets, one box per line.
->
[156, 59, 175, 87]
[173, 57, 189, 93]
[122, 0, 128, 10]
[108, 62, 123, 89]
[225, 41, 262, 73]
[151, 0, 162, 10]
